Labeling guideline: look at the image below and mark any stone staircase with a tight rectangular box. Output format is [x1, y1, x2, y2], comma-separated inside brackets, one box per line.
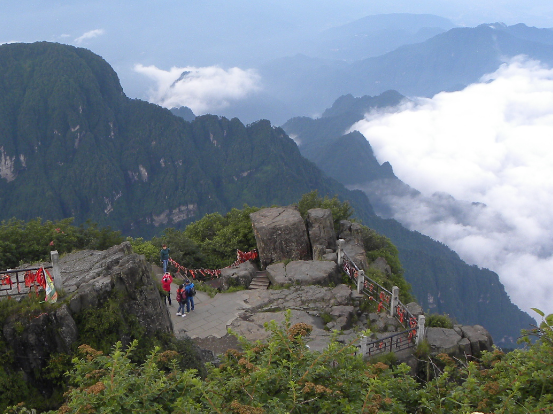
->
[249, 271, 270, 290]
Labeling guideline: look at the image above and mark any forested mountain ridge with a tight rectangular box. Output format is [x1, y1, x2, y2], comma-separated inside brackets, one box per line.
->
[0, 42, 372, 238]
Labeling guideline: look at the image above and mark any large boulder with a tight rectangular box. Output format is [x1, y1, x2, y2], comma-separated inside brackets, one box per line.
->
[306, 208, 337, 253]
[426, 327, 463, 356]
[62, 242, 173, 337]
[250, 207, 311, 268]
[266, 260, 341, 287]
[457, 325, 494, 356]
[220, 260, 257, 289]
[426, 324, 494, 358]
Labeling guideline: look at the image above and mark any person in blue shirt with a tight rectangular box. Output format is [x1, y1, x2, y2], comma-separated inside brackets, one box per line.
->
[184, 279, 195, 312]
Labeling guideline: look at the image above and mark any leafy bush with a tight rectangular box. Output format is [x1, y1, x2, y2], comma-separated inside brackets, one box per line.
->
[426, 313, 454, 329]
[0, 217, 123, 269]
[43, 311, 420, 413]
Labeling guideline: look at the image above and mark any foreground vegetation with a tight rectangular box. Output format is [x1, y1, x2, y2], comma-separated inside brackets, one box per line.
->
[6, 309, 551, 414]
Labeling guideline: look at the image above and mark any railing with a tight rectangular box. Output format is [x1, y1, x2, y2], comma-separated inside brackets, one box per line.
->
[0, 266, 53, 297]
[338, 246, 423, 358]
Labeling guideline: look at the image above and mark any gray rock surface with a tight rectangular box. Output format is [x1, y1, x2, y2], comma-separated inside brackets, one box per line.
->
[266, 260, 341, 287]
[337, 220, 369, 269]
[228, 284, 355, 352]
[459, 325, 494, 356]
[220, 260, 257, 289]
[3, 304, 78, 375]
[426, 324, 494, 358]
[406, 302, 424, 318]
[61, 242, 172, 336]
[306, 208, 337, 252]
[426, 327, 463, 355]
[250, 207, 311, 268]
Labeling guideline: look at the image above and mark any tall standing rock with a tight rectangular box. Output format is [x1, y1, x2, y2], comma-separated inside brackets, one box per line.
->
[250, 207, 311, 268]
[306, 208, 337, 256]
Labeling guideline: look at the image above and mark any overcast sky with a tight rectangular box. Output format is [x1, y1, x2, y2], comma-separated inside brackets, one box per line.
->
[352, 57, 553, 318]
[3, 0, 553, 101]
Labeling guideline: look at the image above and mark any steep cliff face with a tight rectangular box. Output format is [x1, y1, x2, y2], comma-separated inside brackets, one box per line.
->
[0, 242, 202, 407]
[0, 42, 368, 238]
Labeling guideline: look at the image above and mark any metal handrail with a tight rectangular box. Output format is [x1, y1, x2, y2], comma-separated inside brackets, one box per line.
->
[340, 250, 419, 357]
[0, 265, 53, 296]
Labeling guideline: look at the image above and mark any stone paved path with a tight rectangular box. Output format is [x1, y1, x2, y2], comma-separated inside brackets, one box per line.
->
[154, 265, 255, 353]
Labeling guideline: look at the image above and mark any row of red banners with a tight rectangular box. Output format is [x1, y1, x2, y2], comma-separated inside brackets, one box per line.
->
[168, 249, 258, 281]
[1, 267, 58, 302]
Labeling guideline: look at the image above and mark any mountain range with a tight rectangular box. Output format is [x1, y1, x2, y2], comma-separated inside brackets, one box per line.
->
[227, 22, 553, 124]
[0, 41, 534, 346]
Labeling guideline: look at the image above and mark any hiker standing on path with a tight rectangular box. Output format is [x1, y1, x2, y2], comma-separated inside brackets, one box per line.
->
[161, 272, 173, 306]
[185, 279, 195, 312]
[160, 244, 170, 274]
[176, 284, 187, 317]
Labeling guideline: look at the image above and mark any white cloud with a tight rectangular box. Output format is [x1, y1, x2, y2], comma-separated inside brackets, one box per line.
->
[351, 56, 553, 317]
[74, 29, 105, 44]
[134, 64, 261, 113]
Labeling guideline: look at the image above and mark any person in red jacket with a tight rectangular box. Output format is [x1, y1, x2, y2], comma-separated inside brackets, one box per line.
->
[161, 272, 173, 305]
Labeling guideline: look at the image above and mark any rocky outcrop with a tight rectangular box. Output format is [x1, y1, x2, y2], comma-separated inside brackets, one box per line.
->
[230, 284, 355, 351]
[266, 260, 341, 287]
[3, 304, 77, 378]
[426, 324, 494, 358]
[62, 242, 172, 337]
[337, 220, 369, 270]
[250, 207, 311, 268]
[220, 260, 257, 289]
[306, 208, 337, 254]
[2, 242, 175, 389]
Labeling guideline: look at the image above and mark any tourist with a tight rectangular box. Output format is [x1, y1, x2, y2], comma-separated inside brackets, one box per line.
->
[176, 284, 186, 317]
[160, 244, 170, 273]
[161, 272, 173, 305]
[184, 279, 195, 312]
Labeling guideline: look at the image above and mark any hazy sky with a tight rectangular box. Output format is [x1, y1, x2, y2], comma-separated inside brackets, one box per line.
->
[352, 57, 553, 317]
[3, 0, 553, 102]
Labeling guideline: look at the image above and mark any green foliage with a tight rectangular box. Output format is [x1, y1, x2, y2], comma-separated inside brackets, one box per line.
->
[0, 217, 123, 269]
[426, 313, 454, 329]
[10, 308, 553, 414]
[297, 190, 353, 231]
[360, 226, 414, 304]
[182, 205, 260, 269]
[126, 236, 161, 263]
[49, 312, 420, 413]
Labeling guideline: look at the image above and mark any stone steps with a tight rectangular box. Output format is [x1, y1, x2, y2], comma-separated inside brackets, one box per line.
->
[249, 271, 270, 290]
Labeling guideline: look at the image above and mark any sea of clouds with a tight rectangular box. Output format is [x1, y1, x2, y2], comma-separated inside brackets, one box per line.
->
[351, 56, 553, 318]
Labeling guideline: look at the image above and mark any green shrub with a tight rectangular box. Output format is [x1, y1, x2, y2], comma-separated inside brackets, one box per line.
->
[426, 313, 454, 329]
